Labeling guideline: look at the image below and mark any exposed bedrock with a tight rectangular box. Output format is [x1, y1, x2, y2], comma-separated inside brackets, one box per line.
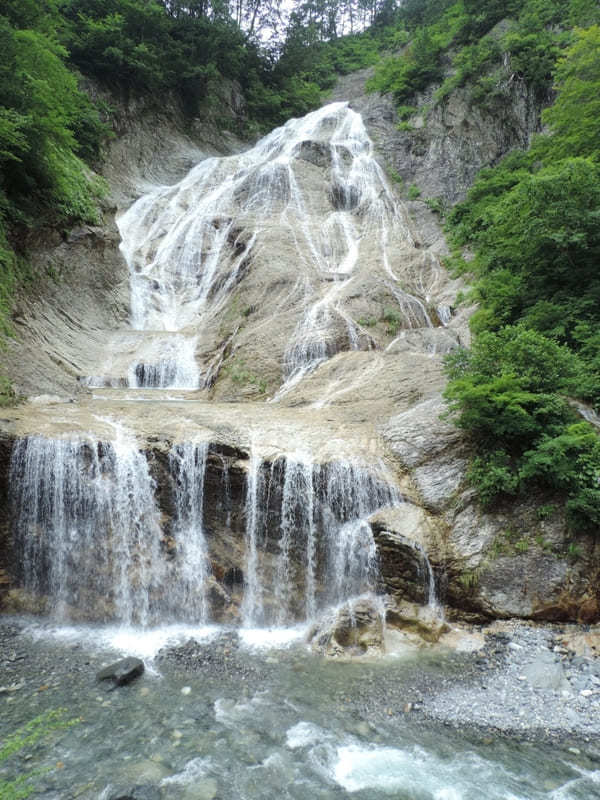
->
[0, 69, 597, 627]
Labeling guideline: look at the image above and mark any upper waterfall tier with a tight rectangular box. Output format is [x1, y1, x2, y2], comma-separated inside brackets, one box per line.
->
[82, 102, 454, 395]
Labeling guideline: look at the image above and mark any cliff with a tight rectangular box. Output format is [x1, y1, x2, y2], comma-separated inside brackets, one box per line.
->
[0, 64, 597, 627]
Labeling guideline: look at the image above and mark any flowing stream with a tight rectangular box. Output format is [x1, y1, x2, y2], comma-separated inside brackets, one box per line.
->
[1, 624, 599, 800]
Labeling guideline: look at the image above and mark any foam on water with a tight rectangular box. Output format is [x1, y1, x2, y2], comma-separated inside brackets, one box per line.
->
[329, 742, 561, 799]
[237, 625, 309, 650]
[161, 757, 214, 786]
[23, 621, 219, 661]
[286, 721, 330, 750]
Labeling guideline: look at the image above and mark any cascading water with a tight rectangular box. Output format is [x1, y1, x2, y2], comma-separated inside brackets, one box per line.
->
[11, 430, 164, 626]
[9, 102, 442, 633]
[168, 442, 211, 622]
[241, 451, 401, 628]
[10, 431, 410, 629]
[82, 101, 430, 393]
[11, 433, 221, 627]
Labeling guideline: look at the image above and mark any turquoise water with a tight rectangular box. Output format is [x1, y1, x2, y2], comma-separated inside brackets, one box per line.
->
[1, 622, 599, 800]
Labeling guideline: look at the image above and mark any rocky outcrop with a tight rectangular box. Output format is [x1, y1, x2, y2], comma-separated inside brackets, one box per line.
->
[331, 62, 545, 206]
[381, 394, 600, 623]
[0, 62, 596, 629]
[308, 598, 385, 657]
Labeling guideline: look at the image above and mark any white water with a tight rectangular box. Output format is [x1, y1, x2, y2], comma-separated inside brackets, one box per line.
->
[241, 450, 401, 627]
[84, 102, 424, 393]
[169, 441, 211, 622]
[11, 429, 164, 626]
[11, 432, 409, 631]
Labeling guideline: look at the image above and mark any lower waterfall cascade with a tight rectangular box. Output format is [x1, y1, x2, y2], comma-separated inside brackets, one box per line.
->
[9, 432, 426, 630]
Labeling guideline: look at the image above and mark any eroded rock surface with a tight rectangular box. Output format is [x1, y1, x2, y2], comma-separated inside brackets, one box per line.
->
[0, 68, 597, 627]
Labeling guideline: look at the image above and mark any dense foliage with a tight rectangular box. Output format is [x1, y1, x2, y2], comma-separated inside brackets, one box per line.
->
[367, 0, 593, 108]
[444, 23, 600, 530]
[0, 1, 108, 369]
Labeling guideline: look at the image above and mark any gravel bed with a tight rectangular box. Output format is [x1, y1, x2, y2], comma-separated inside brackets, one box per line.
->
[420, 621, 600, 747]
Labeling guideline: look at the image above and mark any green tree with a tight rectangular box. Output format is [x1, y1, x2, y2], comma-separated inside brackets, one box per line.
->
[542, 26, 600, 159]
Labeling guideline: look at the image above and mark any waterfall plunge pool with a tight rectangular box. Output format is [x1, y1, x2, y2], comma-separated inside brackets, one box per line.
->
[1, 617, 599, 800]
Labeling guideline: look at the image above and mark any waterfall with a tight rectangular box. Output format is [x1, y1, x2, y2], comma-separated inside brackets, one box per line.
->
[10, 434, 215, 626]
[241, 451, 400, 627]
[169, 442, 211, 622]
[10, 431, 434, 629]
[410, 541, 439, 611]
[78, 101, 418, 393]
[11, 430, 164, 626]
[240, 447, 266, 627]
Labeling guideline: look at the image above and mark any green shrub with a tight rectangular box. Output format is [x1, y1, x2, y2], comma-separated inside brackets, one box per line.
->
[382, 307, 403, 335]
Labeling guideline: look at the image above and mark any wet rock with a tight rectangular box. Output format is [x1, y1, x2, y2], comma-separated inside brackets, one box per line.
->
[385, 599, 449, 643]
[309, 598, 385, 657]
[97, 657, 144, 688]
[295, 139, 331, 168]
[370, 506, 441, 605]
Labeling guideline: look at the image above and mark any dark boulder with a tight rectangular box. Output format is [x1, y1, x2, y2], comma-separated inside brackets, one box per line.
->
[97, 656, 144, 688]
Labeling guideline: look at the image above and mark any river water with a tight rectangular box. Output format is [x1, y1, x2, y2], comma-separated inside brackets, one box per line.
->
[1, 621, 599, 799]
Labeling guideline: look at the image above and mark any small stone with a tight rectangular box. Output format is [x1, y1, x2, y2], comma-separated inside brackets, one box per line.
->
[181, 686, 192, 695]
[403, 703, 412, 713]
[580, 689, 593, 697]
[139, 687, 150, 697]
[172, 730, 183, 739]
[568, 747, 581, 755]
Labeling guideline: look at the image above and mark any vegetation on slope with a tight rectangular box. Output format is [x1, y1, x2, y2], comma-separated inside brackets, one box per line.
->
[443, 21, 600, 531]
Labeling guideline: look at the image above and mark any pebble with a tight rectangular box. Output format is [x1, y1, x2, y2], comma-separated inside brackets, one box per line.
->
[181, 686, 192, 695]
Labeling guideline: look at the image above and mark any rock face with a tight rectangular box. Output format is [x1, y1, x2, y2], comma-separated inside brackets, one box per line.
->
[308, 598, 385, 657]
[330, 63, 545, 205]
[0, 67, 597, 627]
